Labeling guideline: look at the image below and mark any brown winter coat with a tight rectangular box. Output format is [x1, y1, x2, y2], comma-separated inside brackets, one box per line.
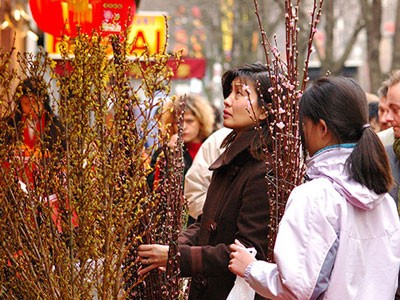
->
[178, 128, 270, 300]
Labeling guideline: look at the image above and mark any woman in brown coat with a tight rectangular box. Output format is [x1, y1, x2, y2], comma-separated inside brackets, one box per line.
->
[138, 62, 273, 300]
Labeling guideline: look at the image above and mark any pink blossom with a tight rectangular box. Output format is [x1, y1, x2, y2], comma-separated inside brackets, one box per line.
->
[271, 46, 279, 56]
[242, 84, 251, 94]
[276, 122, 285, 129]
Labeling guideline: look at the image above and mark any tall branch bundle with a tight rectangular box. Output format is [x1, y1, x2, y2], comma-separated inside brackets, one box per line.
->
[0, 26, 186, 299]
[254, 0, 324, 262]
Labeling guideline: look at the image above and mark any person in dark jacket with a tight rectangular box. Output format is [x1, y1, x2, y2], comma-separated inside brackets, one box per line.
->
[138, 63, 273, 300]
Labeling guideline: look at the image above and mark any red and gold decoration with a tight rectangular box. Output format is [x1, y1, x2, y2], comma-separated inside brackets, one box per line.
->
[29, 0, 137, 37]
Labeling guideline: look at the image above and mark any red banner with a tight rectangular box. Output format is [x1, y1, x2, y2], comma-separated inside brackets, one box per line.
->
[54, 57, 206, 80]
[160, 57, 206, 80]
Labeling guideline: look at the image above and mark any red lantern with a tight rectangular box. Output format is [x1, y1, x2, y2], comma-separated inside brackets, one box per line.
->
[29, 0, 136, 37]
[29, 0, 64, 37]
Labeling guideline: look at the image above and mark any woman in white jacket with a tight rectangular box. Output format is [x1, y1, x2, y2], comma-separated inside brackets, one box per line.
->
[229, 76, 400, 299]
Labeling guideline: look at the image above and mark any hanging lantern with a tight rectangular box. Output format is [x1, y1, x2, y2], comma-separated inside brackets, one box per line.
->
[29, 0, 64, 37]
[29, 0, 136, 37]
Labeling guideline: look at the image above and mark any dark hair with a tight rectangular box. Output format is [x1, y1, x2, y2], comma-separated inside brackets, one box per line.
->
[221, 62, 273, 160]
[300, 76, 392, 194]
[368, 101, 379, 122]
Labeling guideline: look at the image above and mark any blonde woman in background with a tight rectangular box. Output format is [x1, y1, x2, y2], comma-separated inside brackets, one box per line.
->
[147, 94, 215, 202]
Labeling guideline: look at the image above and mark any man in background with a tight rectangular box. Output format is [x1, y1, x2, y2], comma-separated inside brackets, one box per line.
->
[378, 82, 394, 146]
[384, 70, 400, 300]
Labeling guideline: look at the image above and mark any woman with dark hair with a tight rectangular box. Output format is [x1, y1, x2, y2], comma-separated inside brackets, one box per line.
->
[5, 76, 65, 186]
[229, 76, 400, 299]
[138, 62, 273, 299]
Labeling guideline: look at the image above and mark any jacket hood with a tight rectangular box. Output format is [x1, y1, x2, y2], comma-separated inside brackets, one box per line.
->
[306, 147, 384, 210]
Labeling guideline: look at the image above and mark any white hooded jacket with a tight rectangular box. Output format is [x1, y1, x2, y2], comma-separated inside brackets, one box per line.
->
[245, 147, 400, 299]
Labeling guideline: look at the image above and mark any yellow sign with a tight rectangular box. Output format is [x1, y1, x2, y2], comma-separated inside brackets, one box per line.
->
[44, 11, 167, 56]
[126, 12, 167, 55]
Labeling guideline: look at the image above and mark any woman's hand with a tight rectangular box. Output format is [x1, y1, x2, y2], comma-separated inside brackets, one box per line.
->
[228, 239, 256, 277]
[137, 244, 169, 276]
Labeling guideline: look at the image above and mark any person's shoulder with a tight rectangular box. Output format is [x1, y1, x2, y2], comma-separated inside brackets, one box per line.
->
[291, 177, 337, 199]
[200, 127, 232, 156]
[287, 177, 345, 212]
[295, 176, 332, 188]
[383, 140, 397, 160]
[206, 127, 232, 143]
[378, 127, 394, 147]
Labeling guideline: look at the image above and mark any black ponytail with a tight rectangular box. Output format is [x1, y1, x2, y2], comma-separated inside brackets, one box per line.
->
[300, 76, 393, 194]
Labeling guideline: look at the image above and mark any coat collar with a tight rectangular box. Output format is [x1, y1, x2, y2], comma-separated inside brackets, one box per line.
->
[210, 128, 259, 170]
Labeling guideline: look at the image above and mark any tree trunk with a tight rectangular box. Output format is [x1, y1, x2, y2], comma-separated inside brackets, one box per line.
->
[320, 0, 334, 75]
[392, 0, 400, 71]
[318, 0, 365, 77]
[361, 0, 382, 92]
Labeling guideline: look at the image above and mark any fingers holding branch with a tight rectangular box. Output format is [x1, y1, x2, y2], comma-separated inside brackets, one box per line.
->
[137, 244, 169, 276]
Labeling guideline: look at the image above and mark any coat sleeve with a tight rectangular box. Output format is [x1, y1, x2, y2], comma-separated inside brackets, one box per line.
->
[245, 180, 340, 300]
[177, 221, 200, 246]
[179, 162, 269, 277]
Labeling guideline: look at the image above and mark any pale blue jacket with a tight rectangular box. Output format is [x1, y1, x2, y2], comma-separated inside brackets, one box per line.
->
[245, 147, 400, 299]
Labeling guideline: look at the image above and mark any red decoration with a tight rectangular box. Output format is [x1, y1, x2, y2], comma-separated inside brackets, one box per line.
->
[54, 58, 207, 80]
[29, 0, 136, 37]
